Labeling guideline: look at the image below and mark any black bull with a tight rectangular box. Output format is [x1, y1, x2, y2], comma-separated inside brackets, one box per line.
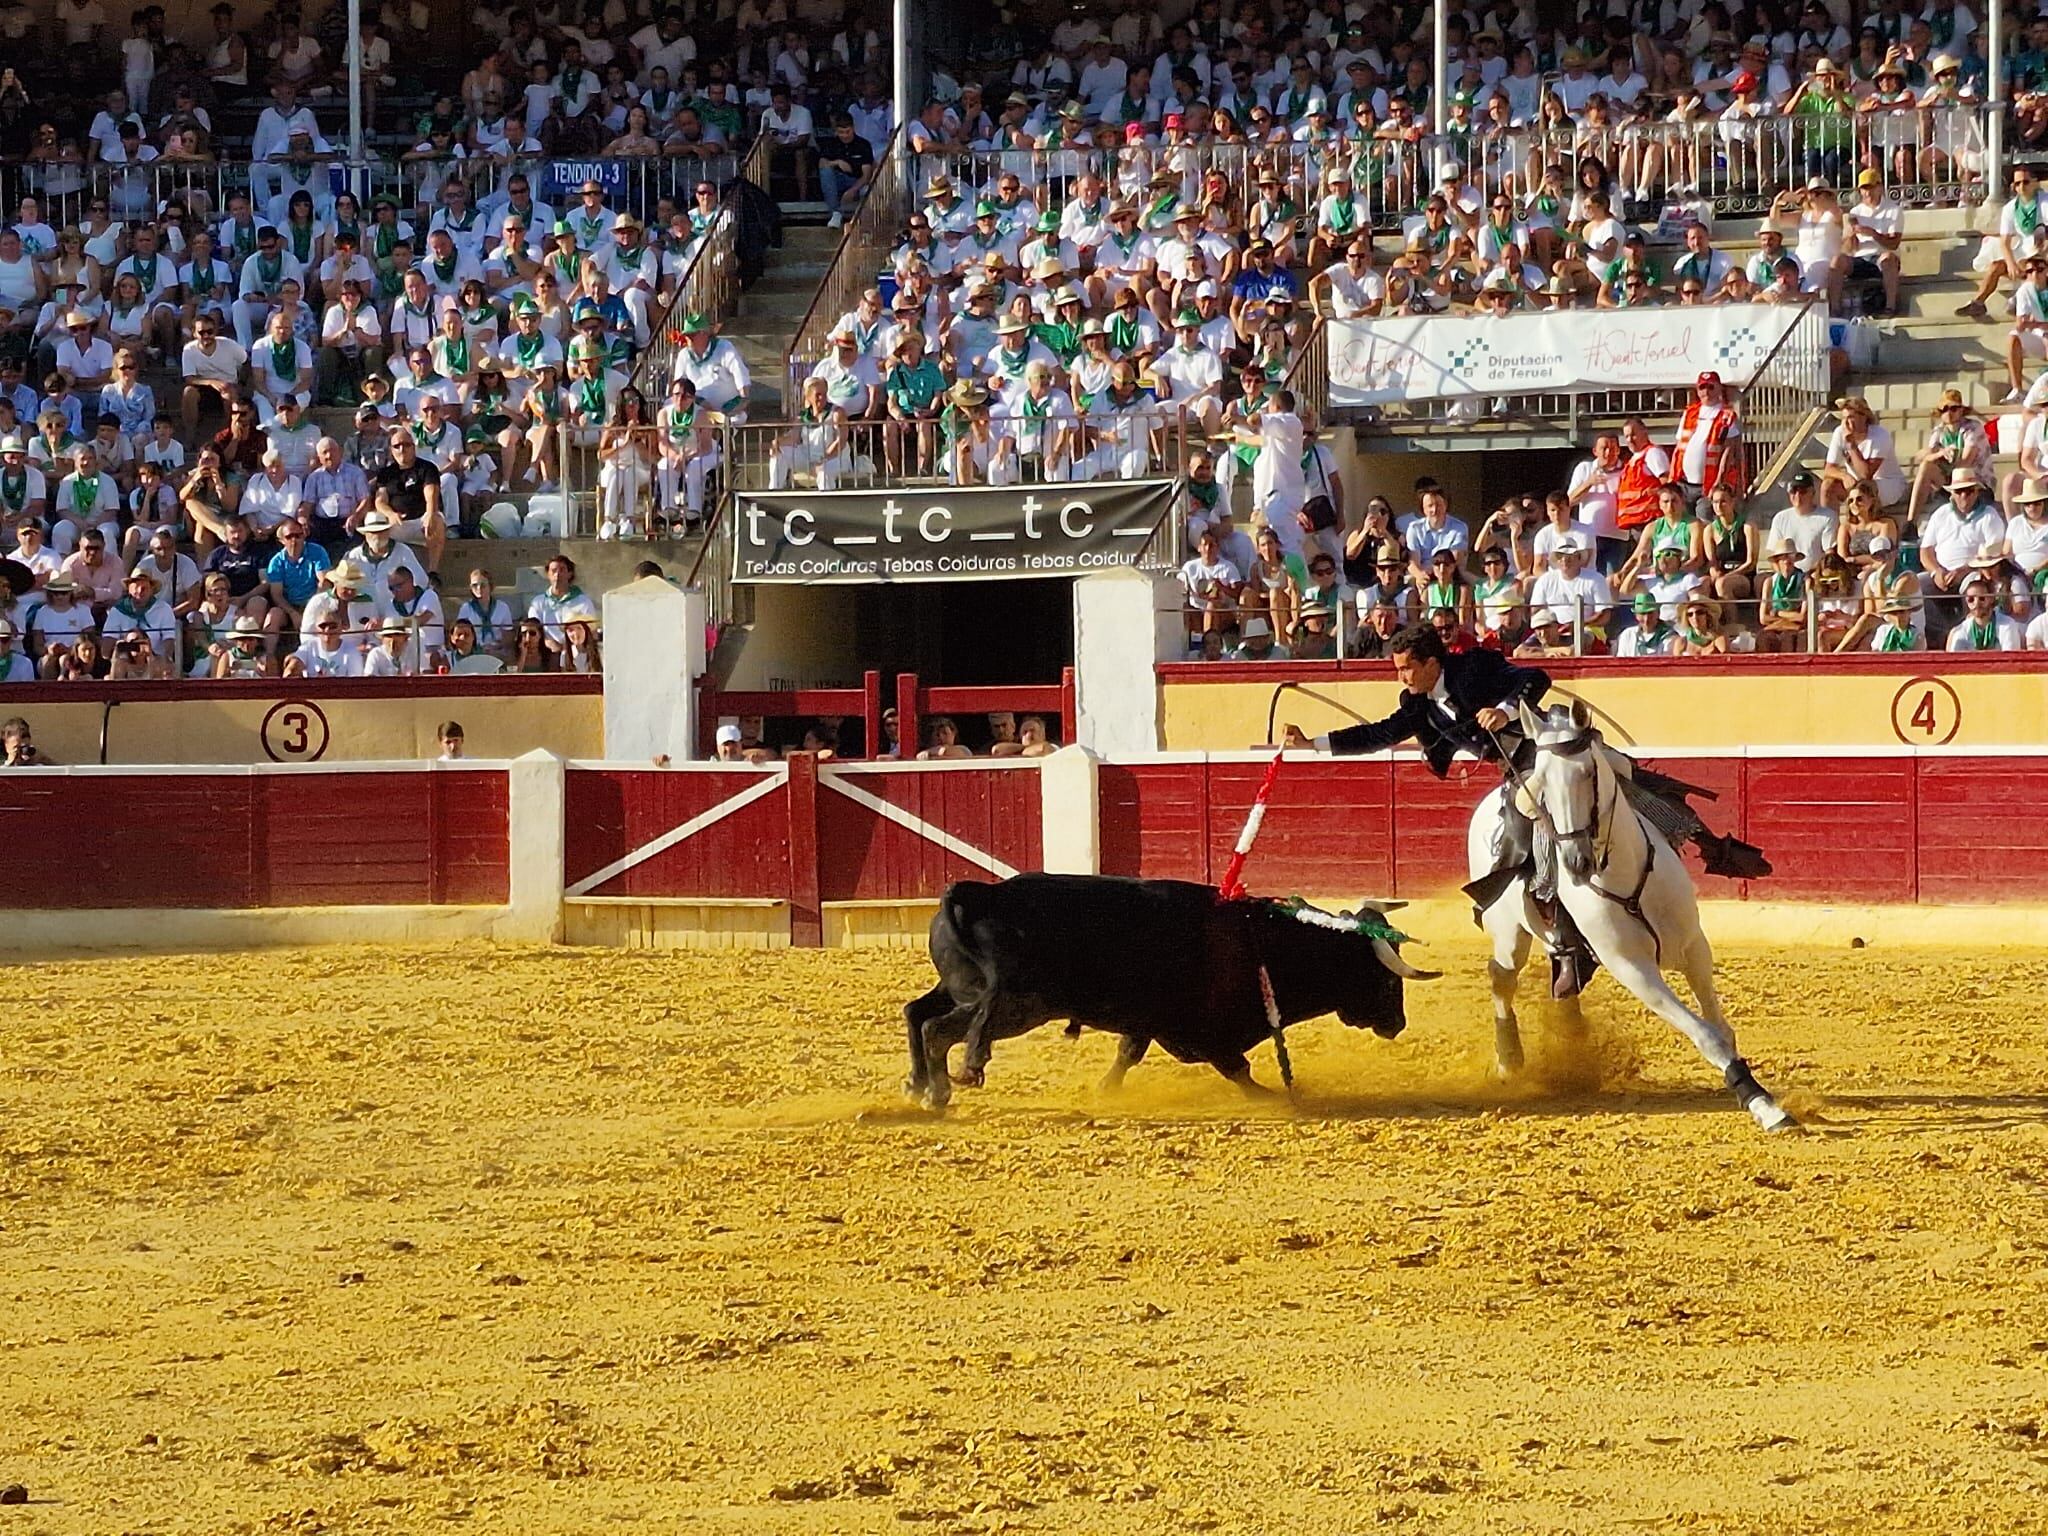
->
[904, 875, 1434, 1107]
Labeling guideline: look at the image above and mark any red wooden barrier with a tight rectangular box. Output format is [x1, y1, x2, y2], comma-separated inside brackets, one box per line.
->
[1096, 751, 2048, 907]
[700, 669, 1078, 760]
[0, 768, 507, 909]
[562, 766, 789, 900]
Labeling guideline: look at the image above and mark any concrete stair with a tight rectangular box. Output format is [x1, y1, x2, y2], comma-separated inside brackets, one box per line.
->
[722, 224, 844, 419]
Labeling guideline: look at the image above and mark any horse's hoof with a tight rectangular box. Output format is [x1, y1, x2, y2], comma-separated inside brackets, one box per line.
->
[1750, 1097, 1798, 1133]
[948, 1065, 985, 1088]
[1491, 1054, 1524, 1080]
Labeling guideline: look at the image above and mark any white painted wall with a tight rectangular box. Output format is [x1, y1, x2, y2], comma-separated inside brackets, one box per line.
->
[1038, 746, 1100, 875]
[1072, 568, 1178, 756]
[602, 578, 706, 761]
[501, 749, 565, 942]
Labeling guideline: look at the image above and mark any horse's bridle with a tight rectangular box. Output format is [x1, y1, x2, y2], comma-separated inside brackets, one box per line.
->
[1534, 728, 1610, 854]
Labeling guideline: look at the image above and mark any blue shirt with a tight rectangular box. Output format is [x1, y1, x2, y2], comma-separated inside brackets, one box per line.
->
[1231, 265, 1300, 304]
[98, 381, 157, 437]
[264, 544, 333, 607]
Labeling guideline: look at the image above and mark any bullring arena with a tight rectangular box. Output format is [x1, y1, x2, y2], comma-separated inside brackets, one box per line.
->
[9, 933, 2048, 1532]
[13, 0, 2048, 1525]
[6, 727, 2048, 1532]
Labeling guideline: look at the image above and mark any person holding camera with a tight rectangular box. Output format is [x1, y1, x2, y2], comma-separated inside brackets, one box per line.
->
[0, 716, 53, 766]
[178, 443, 241, 547]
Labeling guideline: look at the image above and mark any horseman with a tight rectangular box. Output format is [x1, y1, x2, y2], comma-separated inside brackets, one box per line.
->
[1283, 623, 1766, 996]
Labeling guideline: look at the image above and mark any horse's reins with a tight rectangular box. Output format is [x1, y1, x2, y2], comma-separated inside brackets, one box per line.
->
[1499, 722, 1665, 963]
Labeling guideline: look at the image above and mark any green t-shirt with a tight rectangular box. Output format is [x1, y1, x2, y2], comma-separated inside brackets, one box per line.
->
[886, 358, 945, 415]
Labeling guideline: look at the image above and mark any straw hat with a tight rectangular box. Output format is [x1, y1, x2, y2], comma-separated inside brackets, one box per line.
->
[1682, 595, 1722, 625]
[2014, 477, 2048, 505]
[1945, 466, 1985, 493]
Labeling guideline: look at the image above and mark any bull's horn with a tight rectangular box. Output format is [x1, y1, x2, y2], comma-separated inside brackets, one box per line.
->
[1372, 936, 1440, 981]
[1352, 897, 1408, 914]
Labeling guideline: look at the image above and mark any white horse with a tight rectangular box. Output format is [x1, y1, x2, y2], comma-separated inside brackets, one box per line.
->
[1468, 698, 1795, 1132]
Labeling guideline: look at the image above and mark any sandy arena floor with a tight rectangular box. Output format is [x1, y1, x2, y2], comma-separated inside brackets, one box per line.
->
[3, 936, 2047, 1533]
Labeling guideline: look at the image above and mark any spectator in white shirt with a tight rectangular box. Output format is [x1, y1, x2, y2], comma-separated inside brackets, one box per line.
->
[1765, 471, 1839, 575]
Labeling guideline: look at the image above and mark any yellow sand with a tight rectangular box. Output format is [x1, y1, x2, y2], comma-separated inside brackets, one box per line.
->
[3, 937, 2047, 1533]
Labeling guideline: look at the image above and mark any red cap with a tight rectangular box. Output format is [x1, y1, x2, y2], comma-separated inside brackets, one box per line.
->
[1696, 370, 1723, 389]
[1163, 111, 1184, 129]
[1731, 70, 1758, 92]
[1123, 121, 1146, 141]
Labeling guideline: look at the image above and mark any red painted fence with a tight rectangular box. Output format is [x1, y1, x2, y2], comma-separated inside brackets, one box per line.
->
[0, 767, 509, 908]
[563, 758, 1048, 942]
[1098, 751, 2048, 904]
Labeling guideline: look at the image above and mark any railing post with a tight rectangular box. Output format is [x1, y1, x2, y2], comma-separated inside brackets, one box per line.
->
[861, 668, 883, 759]
[895, 671, 920, 764]
[1059, 665, 1077, 747]
[784, 750, 824, 947]
[1572, 595, 1585, 657]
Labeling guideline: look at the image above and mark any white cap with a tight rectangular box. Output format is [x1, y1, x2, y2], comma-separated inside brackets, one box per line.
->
[1240, 615, 1271, 639]
[1194, 280, 1218, 299]
[715, 723, 744, 746]
[1539, 605, 1574, 626]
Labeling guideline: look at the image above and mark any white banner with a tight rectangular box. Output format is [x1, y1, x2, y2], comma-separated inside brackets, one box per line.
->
[1327, 303, 1812, 407]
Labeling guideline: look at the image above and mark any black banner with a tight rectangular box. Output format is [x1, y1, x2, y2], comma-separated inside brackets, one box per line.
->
[731, 480, 1177, 584]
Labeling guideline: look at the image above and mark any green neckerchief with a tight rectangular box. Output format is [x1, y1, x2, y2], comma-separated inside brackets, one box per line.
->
[1879, 620, 1915, 651]
[573, 212, 605, 246]
[432, 252, 458, 285]
[2016, 195, 2041, 238]
[992, 344, 1031, 379]
[0, 466, 25, 509]
[1109, 311, 1142, 352]
[376, 266, 404, 301]
[670, 403, 699, 440]
[257, 250, 282, 289]
[72, 471, 100, 515]
[270, 337, 297, 382]
[1475, 575, 1514, 604]
[410, 418, 437, 449]
[1681, 624, 1713, 647]
[229, 219, 257, 260]
[373, 222, 397, 261]
[1327, 196, 1355, 233]
[1035, 318, 1079, 364]
[1767, 569, 1804, 611]
[577, 376, 607, 417]
[1189, 477, 1218, 510]
[551, 250, 580, 286]
[1534, 192, 1560, 217]
[288, 223, 313, 262]
[1636, 620, 1673, 648]
[191, 258, 216, 295]
[336, 219, 361, 247]
[444, 336, 470, 375]
[464, 303, 494, 329]
[560, 65, 584, 103]
[501, 243, 524, 275]
[1115, 92, 1145, 124]
[131, 252, 159, 292]
[1019, 391, 1051, 421]
[1425, 577, 1460, 609]
[1968, 617, 1998, 649]
[514, 330, 545, 369]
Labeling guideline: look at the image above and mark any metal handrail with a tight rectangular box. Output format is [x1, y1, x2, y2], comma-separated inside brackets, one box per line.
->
[628, 181, 742, 403]
[907, 105, 1996, 227]
[1732, 296, 1832, 500]
[784, 124, 907, 407]
[13, 151, 742, 230]
[1278, 317, 1329, 438]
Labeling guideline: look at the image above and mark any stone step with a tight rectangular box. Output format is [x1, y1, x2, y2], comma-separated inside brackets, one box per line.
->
[1868, 324, 2006, 373]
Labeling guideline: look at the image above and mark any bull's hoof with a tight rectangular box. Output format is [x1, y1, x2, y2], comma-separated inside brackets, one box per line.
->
[1371, 1020, 1406, 1040]
[948, 1065, 985, 1088]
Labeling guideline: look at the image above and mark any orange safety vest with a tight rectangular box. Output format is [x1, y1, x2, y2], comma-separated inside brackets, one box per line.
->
[1672, 400, 1745, 496]
[1616, 449, 1667, 531]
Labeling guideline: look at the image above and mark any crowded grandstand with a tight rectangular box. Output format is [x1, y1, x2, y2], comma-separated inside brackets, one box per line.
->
[0, 0, 2043, 720]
